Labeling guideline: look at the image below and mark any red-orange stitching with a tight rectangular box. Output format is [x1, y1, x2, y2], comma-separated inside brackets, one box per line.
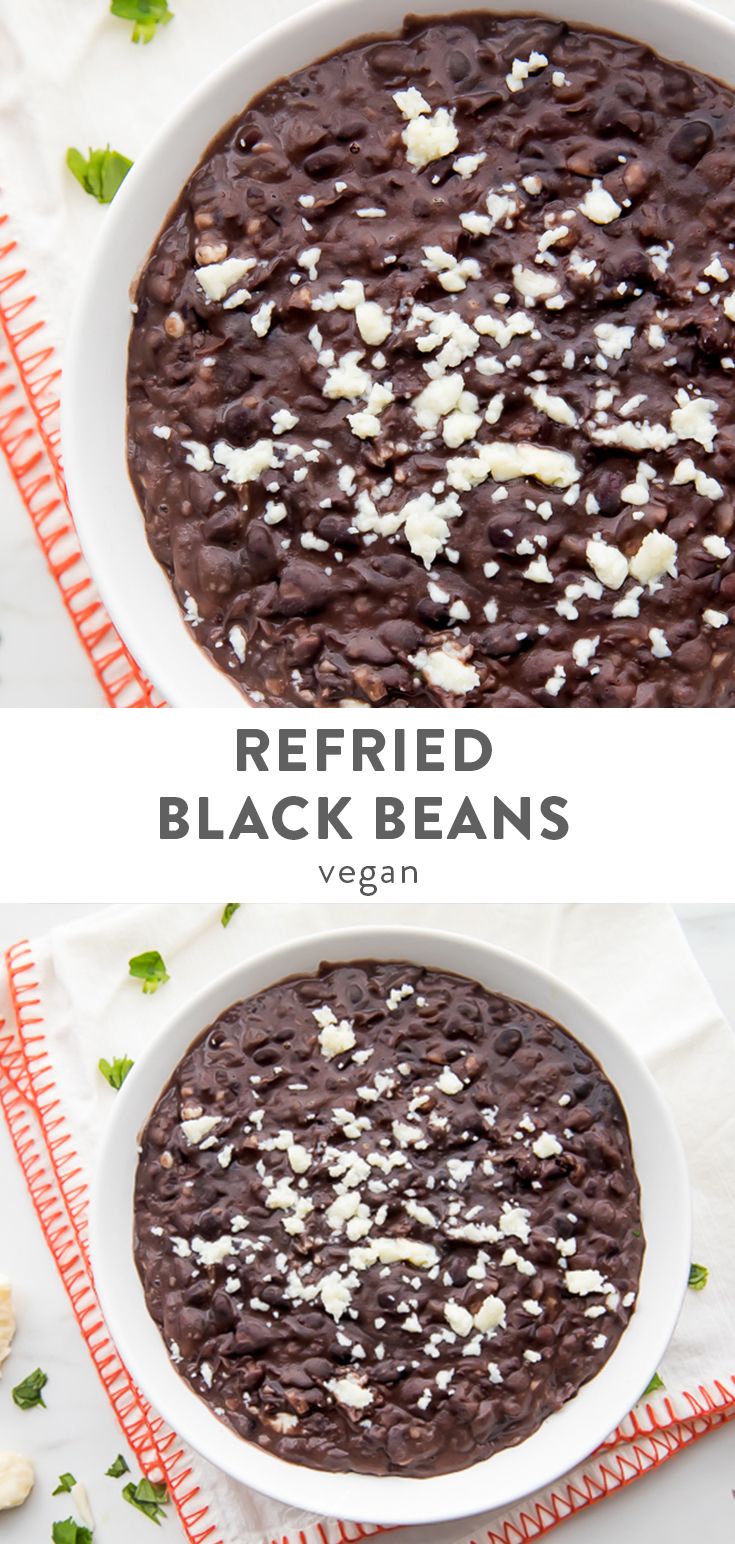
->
[0, 208, 164, 709]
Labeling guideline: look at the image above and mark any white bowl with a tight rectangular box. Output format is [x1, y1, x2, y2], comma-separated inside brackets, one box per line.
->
[89, 926, 690, 1526]
[62, 0, 735, 707]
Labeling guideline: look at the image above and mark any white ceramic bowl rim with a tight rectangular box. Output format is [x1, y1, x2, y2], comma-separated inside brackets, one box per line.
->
[62, 0, 735, 705]
[90, 925, 690, 1527]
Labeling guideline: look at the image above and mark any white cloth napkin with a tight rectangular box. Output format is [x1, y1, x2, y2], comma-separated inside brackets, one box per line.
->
[0, 0, 310, 355]
[9, 902, 735, 1544]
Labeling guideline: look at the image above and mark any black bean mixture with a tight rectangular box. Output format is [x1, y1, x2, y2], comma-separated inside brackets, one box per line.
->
[134, 961, 644, 1475]
[127, 12, 735, 707]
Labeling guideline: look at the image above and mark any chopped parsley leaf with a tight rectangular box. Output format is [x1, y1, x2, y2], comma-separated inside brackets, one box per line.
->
[106, 1454, 130, 1478]
[52, 1473, 77, 1495]
[122, 1476, 170, 1524]
[642, 1371, 664, 1396]
[110, 0, 174, 44]
[51, 1523, 93, 1544]
[66, 146, 132, 204]
[128, 951, 170, 994]
[12, 1367, 48, 1409]
[98, 1055, 134, 1090]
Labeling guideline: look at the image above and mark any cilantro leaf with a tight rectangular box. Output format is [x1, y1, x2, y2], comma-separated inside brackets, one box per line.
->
[12, 1367, 48, 1409]
[98, 1055, 134, 1090]
[123, 1476, 170, 1524]
[128, 951, 170, 994]
[221, 902, 240, 927]
[110, 0, 174, 44]
[688, 1262, 709, 1291]
[52, 1522, 93, 1544]
[106, 1454, 130, 1478]
[642, 1371, 664, 1396]
[66, 146, 132, 204]
[52, 1474, 77, 1495]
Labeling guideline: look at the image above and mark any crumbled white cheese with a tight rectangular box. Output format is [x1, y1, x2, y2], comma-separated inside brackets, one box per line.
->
[445, 1300, 474, 1336]
[271, 408, 299, 435]
[529, 383, 577, 426]
[474, 1294, 506, 1332]
[672, 459, 723, 500]
[474, 309, 534, 348]
[578, 181, 622, 224]
[402, 107, 459, 169]
[393, 86, 431, 119]
[544, 664, 566, 697]
[355, 300, 392, 346]
[512, 264, 559, 302]
[312, 279, 366, 313]
[287, 1143, 311, 1174]
[586, 537, 629, 590]
[506, 51, 548, 93]
[323, 351, 372, 400]
[264, 500, 288, 525]
[182, 439, 213, 473]
[194, 256, 255, 302]
[436, 1066, 464, 1095]
[565, 1269, 610, 1296]
[670, 389, 719, 452]
[453, 152, 486, 178]
[532, 1131, 562, 1158]
[228, 626, 247, 664]
[524, 555, 553, 585]
[704, 255, 728, 282]
[181, 1115, 221, 1146]
[349, 1236, 438, 1270]
[422, 245, 480, 292]
[572, 635, 600, 669]
[403, 491, 463, 568]
[649, 627, 671, 659]
[192, 1234, 234, 1267]
[213, 439, 276, 484]
[318, 1015, 357, 1059]
[410, 643, 479, 695]
[251, 301, 275, 338]
[327, 1374, 373, 1409]
[593, 322, 635, 360]
[629, 530, 678, 585]
[447, 440, 578, 491]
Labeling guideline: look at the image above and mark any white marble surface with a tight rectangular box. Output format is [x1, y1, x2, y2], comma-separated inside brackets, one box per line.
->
[0, 903, 732, 1542]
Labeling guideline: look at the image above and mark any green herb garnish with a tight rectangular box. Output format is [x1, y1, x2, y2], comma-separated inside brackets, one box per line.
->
[128, 951, 170, 994]
[688, 1262, 709, 1291]
[51, 1522, 93, 1544]
[122, 1477, 170, 1525]
[110, 0, 173, 43]
[106, 1454, 130, 1478]
[642, 1371, 664, 1396]
[12, 1367, 48, 1409]
[66, 146, 132, 204]
[221, 902, 240, 927]
[52, 1474, 77, 1496]
[98, 1055, 134, 1090]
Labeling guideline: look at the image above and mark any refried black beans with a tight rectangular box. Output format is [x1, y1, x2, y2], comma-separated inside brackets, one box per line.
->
[133, 961, 644, 1475]
[127, 13, 735, 707]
